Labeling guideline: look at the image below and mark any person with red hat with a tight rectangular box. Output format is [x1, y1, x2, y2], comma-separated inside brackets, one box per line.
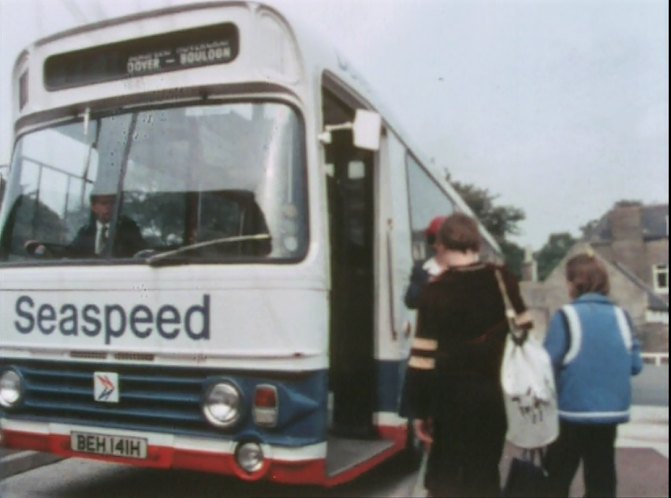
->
[404, 215, 449, 309]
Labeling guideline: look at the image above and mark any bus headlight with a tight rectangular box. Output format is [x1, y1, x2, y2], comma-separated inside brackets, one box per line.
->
[0, 369, 24, 408]
[202, 381, 242, 428]
[235, 441, 264, 473]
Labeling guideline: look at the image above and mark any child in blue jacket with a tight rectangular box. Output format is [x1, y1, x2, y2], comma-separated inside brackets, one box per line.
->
[544, 253, 643, 497]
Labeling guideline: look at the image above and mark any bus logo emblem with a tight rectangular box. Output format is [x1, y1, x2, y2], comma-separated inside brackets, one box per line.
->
[94, 372, 119, 403]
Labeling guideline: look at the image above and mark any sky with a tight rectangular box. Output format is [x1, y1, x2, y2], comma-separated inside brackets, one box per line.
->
[0, 0, 668, 250]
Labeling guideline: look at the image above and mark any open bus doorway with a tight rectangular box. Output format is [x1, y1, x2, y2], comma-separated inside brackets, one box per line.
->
[323, 88, 376, 441]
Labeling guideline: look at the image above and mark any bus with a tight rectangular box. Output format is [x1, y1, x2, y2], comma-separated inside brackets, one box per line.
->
[0, 1, 502, 486]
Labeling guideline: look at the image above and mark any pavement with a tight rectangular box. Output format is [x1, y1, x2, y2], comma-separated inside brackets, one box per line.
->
[498, 404, 669, 498]
[1, 405, 668, 497]
[0, 447, 63, 481]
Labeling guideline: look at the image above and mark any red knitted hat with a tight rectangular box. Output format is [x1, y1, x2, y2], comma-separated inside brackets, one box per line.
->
[426, 216, 447, 238]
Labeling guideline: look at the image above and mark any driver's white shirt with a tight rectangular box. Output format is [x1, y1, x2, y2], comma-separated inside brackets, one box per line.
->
[95, 221, 109, 255]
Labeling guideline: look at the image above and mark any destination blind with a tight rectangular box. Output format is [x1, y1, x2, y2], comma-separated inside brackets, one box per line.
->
[44, 22, 239, 90]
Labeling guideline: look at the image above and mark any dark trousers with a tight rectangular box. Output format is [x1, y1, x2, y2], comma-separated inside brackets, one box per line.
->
[425, 375, 507, 497]
[545, 420, 617, 497]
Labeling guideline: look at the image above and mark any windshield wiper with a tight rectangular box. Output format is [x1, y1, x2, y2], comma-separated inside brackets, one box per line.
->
[146, 234, 272, 266]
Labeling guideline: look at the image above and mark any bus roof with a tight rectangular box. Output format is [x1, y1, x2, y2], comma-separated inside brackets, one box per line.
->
[13, 0, 501, 255]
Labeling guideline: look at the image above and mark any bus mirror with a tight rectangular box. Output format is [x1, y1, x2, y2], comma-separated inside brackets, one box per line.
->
[83, 107, 90, 137]
[352, 110, 381, 151]
[318, 130, 333, 145]
[318, 109, 381, 151]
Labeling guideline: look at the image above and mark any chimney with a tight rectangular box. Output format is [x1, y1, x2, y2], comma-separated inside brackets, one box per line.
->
[609, 201, 647, 281]
[521, 246, 537, 282]
[609, 201, 643, 241]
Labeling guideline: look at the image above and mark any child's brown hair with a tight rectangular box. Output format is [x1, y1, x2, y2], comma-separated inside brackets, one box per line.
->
[437, 213, 481, 253]
[565, 253, 610, 298]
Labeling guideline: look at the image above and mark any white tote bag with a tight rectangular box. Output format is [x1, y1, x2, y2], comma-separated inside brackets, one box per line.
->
[495, 270, 558, 449]
[500, 333, 559, 448]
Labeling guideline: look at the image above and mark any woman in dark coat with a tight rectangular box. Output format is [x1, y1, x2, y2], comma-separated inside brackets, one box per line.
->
[401, 213, 532, 497]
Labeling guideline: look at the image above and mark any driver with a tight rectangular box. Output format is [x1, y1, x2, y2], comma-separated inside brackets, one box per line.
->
[68, 192, 146, 258]
[26, 192, 146, 258]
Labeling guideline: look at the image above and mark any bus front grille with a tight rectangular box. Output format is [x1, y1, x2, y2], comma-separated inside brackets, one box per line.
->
[1, 360, 225, 438]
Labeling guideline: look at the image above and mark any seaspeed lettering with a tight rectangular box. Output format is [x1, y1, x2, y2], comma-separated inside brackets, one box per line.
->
[14, 294, 210, 344]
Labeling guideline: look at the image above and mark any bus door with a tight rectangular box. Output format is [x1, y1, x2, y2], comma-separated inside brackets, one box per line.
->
[323, 92, 376, 439]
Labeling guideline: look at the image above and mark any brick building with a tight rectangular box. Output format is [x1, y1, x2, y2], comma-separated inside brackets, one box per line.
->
[521, 202, 668, 352]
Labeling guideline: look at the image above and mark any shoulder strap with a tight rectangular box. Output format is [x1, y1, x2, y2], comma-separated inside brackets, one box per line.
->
[494, 269, 514, 318]
[494, 269, 527, 344]
[613, 306, 633, 350]
[560, 304, 582, 365]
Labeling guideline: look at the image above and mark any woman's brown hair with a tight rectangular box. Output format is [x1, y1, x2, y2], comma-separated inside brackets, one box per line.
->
[565, 253, 610, 298]
[437, 212, 481, 253]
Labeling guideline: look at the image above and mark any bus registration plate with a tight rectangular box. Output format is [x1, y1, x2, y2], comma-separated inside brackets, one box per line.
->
[71, 431, 148, 459]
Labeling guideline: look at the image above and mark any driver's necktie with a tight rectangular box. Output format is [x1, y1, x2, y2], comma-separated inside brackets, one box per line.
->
[97, 224, 109, 255]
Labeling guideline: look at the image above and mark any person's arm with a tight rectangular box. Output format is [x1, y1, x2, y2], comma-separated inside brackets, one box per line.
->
[404, 261, 429, 310]
[543, 311, 570, 378]
[65, 226, 95, 257]
[500, 265, 533, 330]
[413, 418, 433, 449]
[400, 285, 440, 433]
[624, 310, 644, 376]
[24, 225, 88, 257]
[24, 240, 48, 256]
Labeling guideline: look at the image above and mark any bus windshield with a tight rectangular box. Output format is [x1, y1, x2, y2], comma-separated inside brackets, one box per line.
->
[0, 102, 308, 264]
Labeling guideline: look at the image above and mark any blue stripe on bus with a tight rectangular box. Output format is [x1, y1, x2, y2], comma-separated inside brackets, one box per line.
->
[2, 359, 409, 448]
[1, 360, 329, 447]
[376, 359, 406, 413]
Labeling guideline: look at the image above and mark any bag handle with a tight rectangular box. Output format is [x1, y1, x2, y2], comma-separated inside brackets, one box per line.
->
[522, 448, 549, 474]
[494, 269, 528, 345]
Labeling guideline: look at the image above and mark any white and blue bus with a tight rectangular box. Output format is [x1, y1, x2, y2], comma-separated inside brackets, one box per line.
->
[0, 1, 501, 486]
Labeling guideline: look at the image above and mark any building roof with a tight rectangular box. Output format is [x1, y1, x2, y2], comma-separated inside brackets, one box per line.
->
[611, 261, 669, 311]
[577, 202, 669, 311]
[641, 204, 669, 240]
[585, 203, 669, 242]
[542, 240, 669, 314]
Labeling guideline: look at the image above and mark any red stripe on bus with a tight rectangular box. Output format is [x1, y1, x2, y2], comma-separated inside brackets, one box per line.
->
[2, 429, 328, 484]
[2, 426, 406, 486]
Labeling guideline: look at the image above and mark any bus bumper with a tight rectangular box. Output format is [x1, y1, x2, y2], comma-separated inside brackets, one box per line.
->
[0, 421, 328, 485]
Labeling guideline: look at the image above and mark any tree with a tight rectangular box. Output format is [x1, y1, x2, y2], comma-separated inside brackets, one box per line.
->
[448, 176, 526, 277]
[448, 180, 525, 240]
[536, 232, 578, 281]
